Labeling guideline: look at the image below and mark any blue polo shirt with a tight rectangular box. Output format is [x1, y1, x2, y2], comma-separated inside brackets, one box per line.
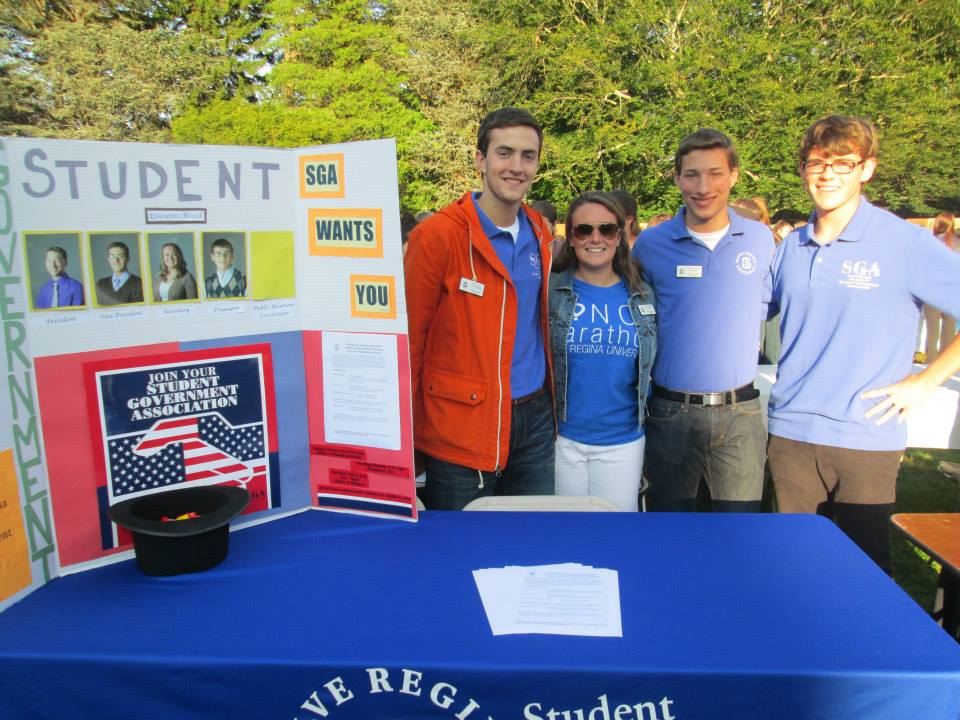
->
[633, 207, 774, 392]
[472, 194, 546, 398]
[768, 197, 960, 451]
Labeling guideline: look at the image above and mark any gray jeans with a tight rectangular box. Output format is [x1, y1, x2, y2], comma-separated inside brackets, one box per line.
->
[644, 396, 766, 512]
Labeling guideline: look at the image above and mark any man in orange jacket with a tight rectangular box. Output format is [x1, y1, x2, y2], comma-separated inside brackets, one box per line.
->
[405, 107, 556, 509]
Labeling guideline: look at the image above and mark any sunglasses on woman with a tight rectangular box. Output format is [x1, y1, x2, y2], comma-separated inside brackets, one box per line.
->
[571, 223, 621, 241]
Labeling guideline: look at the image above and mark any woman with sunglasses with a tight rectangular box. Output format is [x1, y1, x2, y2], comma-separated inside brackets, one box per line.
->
[548, 191, 657, 511]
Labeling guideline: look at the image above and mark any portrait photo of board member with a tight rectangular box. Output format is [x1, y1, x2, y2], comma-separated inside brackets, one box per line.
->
[147, 233, 198, 302]
[202, 233, 247, 299]
[91, 233, 144, 306]
[26, 232, 86, 310]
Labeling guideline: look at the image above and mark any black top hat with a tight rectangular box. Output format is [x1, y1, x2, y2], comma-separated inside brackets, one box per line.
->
[109, 485, 249, 576]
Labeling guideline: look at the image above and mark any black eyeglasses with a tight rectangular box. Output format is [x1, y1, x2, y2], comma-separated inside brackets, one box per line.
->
[571, 223, 621, 241]
[802, 159, 863, 175]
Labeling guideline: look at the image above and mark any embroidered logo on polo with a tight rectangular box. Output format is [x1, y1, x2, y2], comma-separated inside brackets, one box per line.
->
[839, 259, 880, 290]
[735, 251, 758, 275]
[529, 251, 542, 279]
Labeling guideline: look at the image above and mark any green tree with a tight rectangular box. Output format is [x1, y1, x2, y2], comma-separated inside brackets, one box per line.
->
[0, 0, 225, 140]
[4, 0, 960, 218]
[173, 0, 438, 210]
[463, 0, 960, 218]
[147, 0, 274, 101]
[35, 19, 219, 141]
[390, 0, 501, 208]
[0, 0, 75, 133]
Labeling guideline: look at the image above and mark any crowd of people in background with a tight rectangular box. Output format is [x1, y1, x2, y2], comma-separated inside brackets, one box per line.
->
[403, 107, 960, 572]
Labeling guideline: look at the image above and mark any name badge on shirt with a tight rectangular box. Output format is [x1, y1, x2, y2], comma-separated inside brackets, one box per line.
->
[459, 278, 485, 296]
[676, 265, 703, 278]
[638, 304, 656, 316]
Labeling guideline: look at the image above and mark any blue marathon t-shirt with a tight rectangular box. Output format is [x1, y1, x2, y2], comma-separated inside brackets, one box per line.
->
[559, 278, 642, 446]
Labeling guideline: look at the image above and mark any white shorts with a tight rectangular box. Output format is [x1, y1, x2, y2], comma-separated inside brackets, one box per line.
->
[554, 435, 646, 512]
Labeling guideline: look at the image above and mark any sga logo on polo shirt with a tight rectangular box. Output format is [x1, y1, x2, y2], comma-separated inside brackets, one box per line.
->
[735, 251, 758, 275]
[528, 251, 541, 279]
[840, 259, 880, 290]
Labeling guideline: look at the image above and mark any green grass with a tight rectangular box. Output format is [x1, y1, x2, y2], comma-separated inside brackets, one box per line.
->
[891, 448, 960, 611]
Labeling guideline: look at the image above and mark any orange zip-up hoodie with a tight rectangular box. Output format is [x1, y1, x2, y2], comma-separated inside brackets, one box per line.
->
[404, 192, 556, 472]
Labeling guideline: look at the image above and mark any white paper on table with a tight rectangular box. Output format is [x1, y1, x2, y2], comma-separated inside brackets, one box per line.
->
[473, 564, 622, 637]
[321, 331, 401, 450]
[473, 564, 585, 630]
[473, 568, 523, 633]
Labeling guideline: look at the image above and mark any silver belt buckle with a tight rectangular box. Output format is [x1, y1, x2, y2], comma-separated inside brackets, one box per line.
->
[701, 392, 725, 406]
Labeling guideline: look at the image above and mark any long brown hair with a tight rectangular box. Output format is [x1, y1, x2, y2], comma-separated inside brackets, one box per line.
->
[933, 212, 956, 247]
[159, 242, 189, 281]
[553, 191, 644, 293]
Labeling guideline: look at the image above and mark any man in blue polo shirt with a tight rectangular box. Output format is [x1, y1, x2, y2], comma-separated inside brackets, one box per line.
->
[35, 246, 84, 309]
[767, 115, 960, 571]
[633, 129, 775, 512]
[405, 107, 555, 510]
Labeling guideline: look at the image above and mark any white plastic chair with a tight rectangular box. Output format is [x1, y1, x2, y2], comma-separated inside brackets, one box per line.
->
[462, 495, 619, 512]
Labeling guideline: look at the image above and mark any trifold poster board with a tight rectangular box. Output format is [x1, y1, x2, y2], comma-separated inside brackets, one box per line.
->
[0, 136, 415, 611]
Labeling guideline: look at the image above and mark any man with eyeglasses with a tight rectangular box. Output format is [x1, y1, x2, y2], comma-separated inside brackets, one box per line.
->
[633, 128, 775, 512]
[767, 114, 960, 571]
[95, 241, 143, 305]
[404, 107, 555, 510]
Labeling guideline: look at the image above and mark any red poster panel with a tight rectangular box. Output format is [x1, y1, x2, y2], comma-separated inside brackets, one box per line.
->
[37, 343, 281, 567]
[303, 331, 416, 520]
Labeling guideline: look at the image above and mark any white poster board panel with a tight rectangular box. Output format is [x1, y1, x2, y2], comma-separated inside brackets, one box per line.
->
[0, 135, 415, 579]
[0, 138, 58, 611]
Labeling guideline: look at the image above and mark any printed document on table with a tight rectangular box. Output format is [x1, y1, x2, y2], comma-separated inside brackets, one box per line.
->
[473, 564, 622, 637]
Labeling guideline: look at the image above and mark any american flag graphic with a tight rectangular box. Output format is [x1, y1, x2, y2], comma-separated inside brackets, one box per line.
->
[92, 348, 281, 550]
[108, 413, 267, 498]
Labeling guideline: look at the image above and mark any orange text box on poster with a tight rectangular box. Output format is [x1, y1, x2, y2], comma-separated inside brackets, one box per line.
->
[0, 448, 32, 601]
[298, 154, 345, 199]
[307, 209, 383, 258]
[349, 275, 397, 319]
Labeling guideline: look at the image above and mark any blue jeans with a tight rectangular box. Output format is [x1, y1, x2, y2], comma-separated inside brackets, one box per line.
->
[423, 390, 555, 510]
[644, 396, 766, 512]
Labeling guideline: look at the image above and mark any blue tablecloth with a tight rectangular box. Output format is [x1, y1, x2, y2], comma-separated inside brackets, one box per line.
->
[1, 510, 959, 719]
